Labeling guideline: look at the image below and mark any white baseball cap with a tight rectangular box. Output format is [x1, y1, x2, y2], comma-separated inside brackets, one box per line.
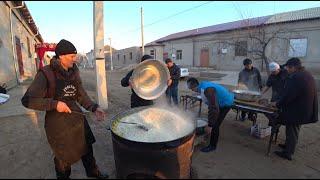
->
[269, 62, 280, 72]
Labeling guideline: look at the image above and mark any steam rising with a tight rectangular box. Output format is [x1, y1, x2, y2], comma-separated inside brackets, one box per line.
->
[112, 95, 196, 143]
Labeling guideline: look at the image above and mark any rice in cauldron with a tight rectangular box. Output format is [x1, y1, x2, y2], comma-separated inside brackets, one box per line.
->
[112, 107, 195, 143]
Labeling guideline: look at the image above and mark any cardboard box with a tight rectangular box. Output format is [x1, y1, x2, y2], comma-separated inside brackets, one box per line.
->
[250, 124, 272, 139]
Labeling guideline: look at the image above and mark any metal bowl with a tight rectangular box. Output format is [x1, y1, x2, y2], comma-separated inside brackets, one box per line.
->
[195, 118, 208, 135]
[232, 89, 261, 102]
[131, 59, 170, 100]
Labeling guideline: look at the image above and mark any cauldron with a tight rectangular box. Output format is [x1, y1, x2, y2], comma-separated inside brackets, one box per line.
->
[108, 107, 196, 179]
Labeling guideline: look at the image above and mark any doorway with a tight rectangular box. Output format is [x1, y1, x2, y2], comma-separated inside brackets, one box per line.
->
[200, 48, 209, 67]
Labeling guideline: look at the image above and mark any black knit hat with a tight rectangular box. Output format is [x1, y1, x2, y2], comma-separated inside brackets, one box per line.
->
[55, 39, 77, 57]
[141, 54, 153, 62]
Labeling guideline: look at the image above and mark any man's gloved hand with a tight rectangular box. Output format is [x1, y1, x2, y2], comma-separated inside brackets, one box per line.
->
[95, 107, 106, 121]
[56, 101, 72, 113]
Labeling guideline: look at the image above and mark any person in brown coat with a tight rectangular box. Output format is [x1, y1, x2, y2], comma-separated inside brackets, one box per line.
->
[21, 39, 108, 179]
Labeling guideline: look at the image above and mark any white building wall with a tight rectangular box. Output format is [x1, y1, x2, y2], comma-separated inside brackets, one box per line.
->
[162, 40, 193, 66]
[0, 2, 18, 87]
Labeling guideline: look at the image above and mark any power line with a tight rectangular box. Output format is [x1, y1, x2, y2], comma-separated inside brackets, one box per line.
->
[144, 1, 214, 28]
[120, 1, 214, 34]
[105, 1, 215, 50]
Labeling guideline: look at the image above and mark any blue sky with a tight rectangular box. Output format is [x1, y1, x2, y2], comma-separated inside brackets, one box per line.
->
[26, 1, 320, 54]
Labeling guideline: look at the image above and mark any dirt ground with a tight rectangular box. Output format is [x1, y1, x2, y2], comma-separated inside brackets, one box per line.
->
[0, 68, 319, 179]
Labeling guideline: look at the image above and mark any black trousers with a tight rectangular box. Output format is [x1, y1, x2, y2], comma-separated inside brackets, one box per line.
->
[285, 124, 301, 156]
[241, 110, 256, 121]
[209, 107, 231, 148]
[54, 144, 99, 179]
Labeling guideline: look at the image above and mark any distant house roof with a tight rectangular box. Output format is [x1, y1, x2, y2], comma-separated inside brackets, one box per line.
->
[265, 7, 320, 24]
[154, 7, 320, 43]
[104, 45, 117, 52]
[144, 41, 165, 47]
[10, 1, 44, 43]
[156, 15, 271, 43]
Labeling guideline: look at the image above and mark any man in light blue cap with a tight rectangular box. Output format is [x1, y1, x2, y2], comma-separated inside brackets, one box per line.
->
[187, 77, 234, 152]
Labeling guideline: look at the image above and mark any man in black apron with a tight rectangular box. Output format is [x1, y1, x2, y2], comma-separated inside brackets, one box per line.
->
[22, 39, 108, 179]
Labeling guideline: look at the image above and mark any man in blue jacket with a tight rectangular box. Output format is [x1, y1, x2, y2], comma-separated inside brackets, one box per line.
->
[187, 77, 234, 152]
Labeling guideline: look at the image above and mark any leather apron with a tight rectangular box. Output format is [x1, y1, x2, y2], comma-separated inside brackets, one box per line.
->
[44, 74, 87, 165]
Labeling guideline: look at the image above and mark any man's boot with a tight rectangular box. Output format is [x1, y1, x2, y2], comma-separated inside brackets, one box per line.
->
[86, 161, 109, 179]
[54, 157, 71, 179]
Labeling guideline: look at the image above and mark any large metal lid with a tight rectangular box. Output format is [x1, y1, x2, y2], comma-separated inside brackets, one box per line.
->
[131, 59, 170, 100]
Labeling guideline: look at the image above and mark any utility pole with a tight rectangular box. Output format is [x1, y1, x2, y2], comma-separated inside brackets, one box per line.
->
[109, 37, 113, 70]
[93, 1, 108, 109]
[141, 7, 144, 55]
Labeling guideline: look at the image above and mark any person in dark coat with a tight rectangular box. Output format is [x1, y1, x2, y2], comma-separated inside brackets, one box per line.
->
[273, 57, 318, 160]
[187, 77, 234, 152]
[165, 58, 181, 105]
[261, 62, 288, 126]
[262, 62, 288, 102]
[21, 39, 108, 179]
[121, 54, 154, 108]
[238, 58, 263, 121]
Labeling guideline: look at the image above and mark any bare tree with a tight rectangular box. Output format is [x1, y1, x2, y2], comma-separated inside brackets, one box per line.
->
[243, 22, 294, 74]
[209, 19, 297, 75]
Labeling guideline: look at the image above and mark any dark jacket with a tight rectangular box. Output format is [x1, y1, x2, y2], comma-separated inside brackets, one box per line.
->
[266, 68, 288, 102]
[121, 69, 153, 108]
[238, 67, 262, 91]
[204, 87, 219, 127]
[21, 58, 97, 164]
[0, 85, 7, 94]
[168, 63, 181, 87]
[276, 69, 318, 125]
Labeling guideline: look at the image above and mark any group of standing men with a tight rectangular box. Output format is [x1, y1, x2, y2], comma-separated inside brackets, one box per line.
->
[187, 57, 318, 162]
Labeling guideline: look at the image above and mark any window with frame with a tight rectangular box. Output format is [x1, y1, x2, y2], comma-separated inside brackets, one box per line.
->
[235, 41, 247, 56]
[150, 50, 155, 59]
[117, 54, 120, 61]
[124, 55, 126, 61]
[288, 38, 307, 57]
[130, 52, 133, 60]
[176, 50, 182, 60]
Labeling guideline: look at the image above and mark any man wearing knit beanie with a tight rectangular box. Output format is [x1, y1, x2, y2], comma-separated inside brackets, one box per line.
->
[22, 39, 109, 179]
[55, 39, 77, 57]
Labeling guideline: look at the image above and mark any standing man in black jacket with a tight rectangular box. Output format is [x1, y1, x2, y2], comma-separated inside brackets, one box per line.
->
[273, 58, 318, 160]
[165, 58, 181, 105]
[121, 55, 154, 108]
[238, 58, 263, 121]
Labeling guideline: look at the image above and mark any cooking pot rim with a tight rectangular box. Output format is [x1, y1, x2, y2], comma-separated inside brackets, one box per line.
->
[109, 106, 196, 144]
[111, 129, 196, 147]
